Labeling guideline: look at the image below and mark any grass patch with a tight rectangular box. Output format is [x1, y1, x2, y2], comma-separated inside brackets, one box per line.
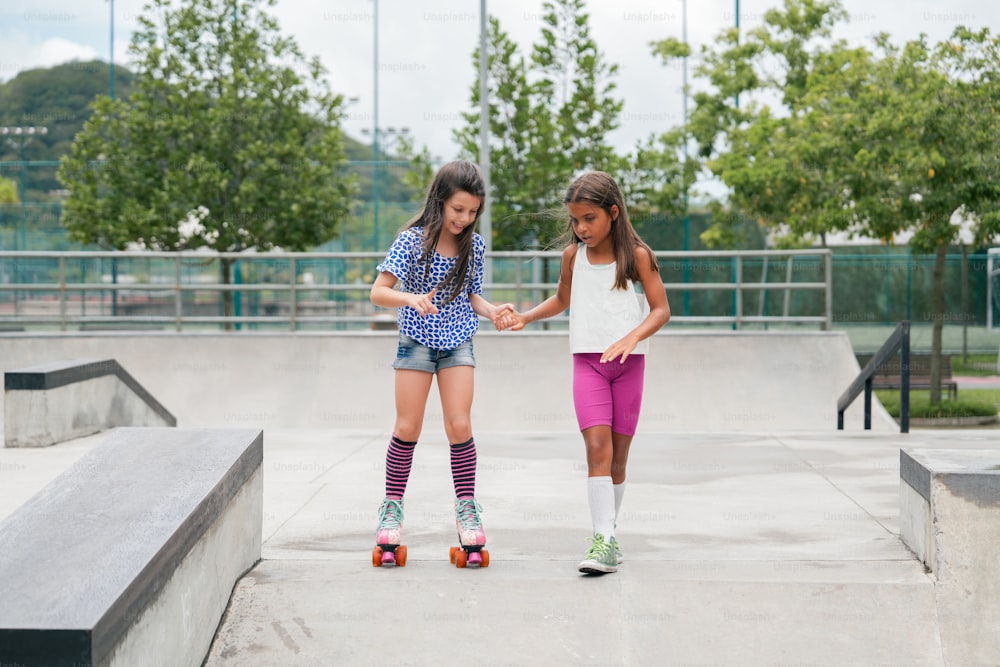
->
[951, 353, 999, 376]
[875, 389, 999, 419]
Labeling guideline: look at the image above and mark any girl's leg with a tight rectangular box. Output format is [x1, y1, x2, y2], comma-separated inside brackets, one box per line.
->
[384, 369, 433, 499]
[437, 365, 486, 550]
[608, 355, 644, 521]
[437, 365, 475, 496]
[611, 432, 632, 526]
[582, 425, 617, 540]
[393, 369, 434, 442]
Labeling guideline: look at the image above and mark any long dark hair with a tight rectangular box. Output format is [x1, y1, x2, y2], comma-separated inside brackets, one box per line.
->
[561, 171, 658, 290]
[402, 160, 485, 304]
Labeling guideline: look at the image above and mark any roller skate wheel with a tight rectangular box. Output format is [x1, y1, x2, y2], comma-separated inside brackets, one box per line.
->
[372, 546, 383, 567]
[449, 546, 460, 564]
[481, 549, 490, 567]
[395, 545, 408, 567]
[455, 549, 468, 568]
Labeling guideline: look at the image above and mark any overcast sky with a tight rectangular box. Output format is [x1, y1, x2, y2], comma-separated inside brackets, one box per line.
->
[1, 0, 995, 165]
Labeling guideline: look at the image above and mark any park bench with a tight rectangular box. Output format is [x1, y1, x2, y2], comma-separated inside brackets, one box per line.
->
[855, 353, 958, 400]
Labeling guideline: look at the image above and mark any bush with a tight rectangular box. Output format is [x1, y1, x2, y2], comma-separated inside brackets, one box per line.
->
[876, 391, 998, 419]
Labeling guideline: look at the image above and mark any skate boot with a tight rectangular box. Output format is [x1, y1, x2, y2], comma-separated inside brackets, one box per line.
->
[372, 498, 407, 567]
[578, 533, 617, 574]
[449, 498, 490, 568]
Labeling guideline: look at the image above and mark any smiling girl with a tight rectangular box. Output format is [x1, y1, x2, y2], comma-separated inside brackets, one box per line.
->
[369, 160, 511, 568]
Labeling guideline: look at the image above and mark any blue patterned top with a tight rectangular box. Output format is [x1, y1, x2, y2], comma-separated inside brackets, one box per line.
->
[376, 227, 485, 350]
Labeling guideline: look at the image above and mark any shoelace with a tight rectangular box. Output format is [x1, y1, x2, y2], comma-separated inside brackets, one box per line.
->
[378, 499, 403, 529]
[586, 536, 611, 559]
[455, 499, 483, 529]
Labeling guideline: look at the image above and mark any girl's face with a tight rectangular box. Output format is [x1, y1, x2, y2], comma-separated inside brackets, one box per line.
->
[568, 202, 619, 249]
[442, 190, 481, 237]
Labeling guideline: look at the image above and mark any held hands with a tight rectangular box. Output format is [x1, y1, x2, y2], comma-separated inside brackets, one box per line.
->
[488, 303, 519, 331]
[409, 288, 439, 317]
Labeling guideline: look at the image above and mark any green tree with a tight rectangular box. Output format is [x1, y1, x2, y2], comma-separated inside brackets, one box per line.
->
[58, 0, 354, 323]
[652, 0, 859, 248]
[455, 1, 623, 249]
[0, 177, 17, 205]
[840, 30, 1000, 403]
[653, 0, 1000, 405]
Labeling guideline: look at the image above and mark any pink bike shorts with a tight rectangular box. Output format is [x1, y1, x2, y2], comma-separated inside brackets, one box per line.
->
[572, 353, 645, 436]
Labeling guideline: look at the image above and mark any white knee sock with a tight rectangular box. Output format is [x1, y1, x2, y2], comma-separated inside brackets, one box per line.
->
[588, 476, 616, 539]
[613, 482, 625, 524]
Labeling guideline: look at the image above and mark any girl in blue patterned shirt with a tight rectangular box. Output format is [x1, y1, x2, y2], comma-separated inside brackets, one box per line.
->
[369, 160, 512, 568]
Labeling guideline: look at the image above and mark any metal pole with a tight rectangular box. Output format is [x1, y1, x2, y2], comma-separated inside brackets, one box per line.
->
[479, 0, 492, 297]
[681, 0, 690, 316]
[372, 0, 380, 252]
[18, 134, 25, 254]
[110, 0, 115, 100]
[734, 0, 740, 108]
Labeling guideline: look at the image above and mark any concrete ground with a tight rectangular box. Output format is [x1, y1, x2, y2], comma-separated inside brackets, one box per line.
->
[2, 331, 998, 665]
[4, 426, 1000, 665]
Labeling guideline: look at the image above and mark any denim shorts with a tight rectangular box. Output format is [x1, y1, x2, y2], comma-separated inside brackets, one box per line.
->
[392, 334, 476, 373]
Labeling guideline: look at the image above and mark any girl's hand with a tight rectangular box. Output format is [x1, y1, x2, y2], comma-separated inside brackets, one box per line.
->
[489, 303, 516, 330]
[501, 310, 528, 332]
[408, 288, 439, 317]
[601, 335, 639, 364]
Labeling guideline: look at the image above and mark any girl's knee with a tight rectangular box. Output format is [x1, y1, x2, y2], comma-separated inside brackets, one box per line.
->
[443, 417, 472, 444]
[393, 421, 423, 442]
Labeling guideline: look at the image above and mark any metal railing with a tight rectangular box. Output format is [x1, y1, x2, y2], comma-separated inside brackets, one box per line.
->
[837, 320, 910, 433]
[0, 248, 833, 332]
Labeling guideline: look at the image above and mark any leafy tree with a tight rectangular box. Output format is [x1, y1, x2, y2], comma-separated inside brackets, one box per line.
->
[652, 0, 858, 248]
[455, 1, 623, 249]
[58, 0, 354, 323]
[455, 16, 543, 249]
[652, 0, 1000, 405]
[839, 29, 1000, 403]
[0, 177, 17, 205]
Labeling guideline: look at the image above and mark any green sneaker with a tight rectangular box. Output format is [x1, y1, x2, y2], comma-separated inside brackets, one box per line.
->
[612, 537, 623, 564]
[578, 533, 618, 574]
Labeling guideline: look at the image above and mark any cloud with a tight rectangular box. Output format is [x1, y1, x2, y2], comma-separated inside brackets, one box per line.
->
[0, 36, 99, 81]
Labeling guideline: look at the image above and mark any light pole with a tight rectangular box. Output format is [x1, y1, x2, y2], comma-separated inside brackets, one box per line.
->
[479, 0, 492, 296]
[371, 0, 380, 252]
[108, 0, 115, 99]
[362, 126, 410, 251]
[682, 0, 690, 317]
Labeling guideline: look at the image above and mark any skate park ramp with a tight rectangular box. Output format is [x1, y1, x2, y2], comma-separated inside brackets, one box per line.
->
[3, 330, 993, 664]
[0, 330, 895, 433]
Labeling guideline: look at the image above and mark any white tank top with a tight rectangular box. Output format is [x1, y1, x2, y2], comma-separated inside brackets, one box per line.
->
[569, 244, 650, 355]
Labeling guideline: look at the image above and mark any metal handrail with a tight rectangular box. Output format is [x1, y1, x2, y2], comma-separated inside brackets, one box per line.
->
[0, 249, 833, 332]
[837, 320, 910, 433]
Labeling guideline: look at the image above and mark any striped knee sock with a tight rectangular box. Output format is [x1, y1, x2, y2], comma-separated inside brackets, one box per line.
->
[450, 437, 477, 499]
[384, 435, 417, 500]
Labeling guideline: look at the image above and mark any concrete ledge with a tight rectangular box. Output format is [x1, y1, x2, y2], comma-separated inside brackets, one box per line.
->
[898, 448, 1000, 664]
[4, 358, 177, 447]
[0, 427, 263, 666]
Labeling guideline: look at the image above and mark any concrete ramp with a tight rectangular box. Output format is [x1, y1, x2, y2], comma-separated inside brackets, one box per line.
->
[0, 330, 894, 433]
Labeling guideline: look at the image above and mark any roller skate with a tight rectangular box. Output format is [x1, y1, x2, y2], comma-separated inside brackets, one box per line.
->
[449, 498, 490, 568]
[578, 533, 617, 574]
[372, 498, 407, 567]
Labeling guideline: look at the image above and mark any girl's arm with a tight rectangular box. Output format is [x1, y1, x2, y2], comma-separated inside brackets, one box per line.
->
[370, 271, 439, 317]
[600, 246, 671, 363]
[506, 245, 576, 331]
